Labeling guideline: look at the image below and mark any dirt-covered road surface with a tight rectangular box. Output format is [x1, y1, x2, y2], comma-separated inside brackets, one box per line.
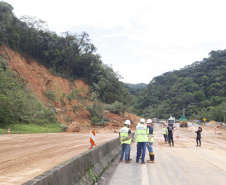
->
[0, 130, 119, 185]
[101, 125, 226, 185]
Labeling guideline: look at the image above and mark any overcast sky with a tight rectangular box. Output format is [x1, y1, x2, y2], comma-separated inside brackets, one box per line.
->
[4, 0, 226, 84]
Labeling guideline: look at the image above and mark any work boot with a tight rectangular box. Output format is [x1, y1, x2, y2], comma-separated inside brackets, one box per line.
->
[150, 153, 154, 163]
[147, 152, 152, 163]
[128, 158, 132, 161]
[124, 160, 131, 163]
[119, 159, 123, 162]
[141, 162, 146, 164]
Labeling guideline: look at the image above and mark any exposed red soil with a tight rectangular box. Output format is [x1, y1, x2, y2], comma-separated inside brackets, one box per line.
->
[0, 45, 141, 130]
[0, 46, 141, 184]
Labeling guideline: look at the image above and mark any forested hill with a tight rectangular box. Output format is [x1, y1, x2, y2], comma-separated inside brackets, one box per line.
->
[134, 50, 226, 122]
[0, 2, 131, 105]
[125, 83, 147, 89]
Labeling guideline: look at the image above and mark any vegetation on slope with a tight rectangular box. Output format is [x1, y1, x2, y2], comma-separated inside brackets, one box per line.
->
[0, 56, 64, 132]
[0, 1, 131, 105]
[0, 1, 133, 130]
[133, 50, 226, 122]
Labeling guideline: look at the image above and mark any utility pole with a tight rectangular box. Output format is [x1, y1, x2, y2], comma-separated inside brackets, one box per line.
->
[158, 99, 159, 121]
[158, 104, 159, 121]
[183, 108, 185, 116]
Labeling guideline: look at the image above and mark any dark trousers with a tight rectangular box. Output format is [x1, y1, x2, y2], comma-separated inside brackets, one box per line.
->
[168, 134, 174, 145]
[164, 134, 168, 142]
[196, 136, 201, 145]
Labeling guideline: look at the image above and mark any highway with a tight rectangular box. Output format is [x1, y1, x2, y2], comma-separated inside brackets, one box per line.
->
[99, 126, 226, 185]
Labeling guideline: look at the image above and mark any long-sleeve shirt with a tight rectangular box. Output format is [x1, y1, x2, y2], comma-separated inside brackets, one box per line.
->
[195, 128, 202, 137]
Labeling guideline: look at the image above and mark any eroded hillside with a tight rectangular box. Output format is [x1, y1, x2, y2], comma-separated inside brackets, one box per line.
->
[0, 46, 140, 131]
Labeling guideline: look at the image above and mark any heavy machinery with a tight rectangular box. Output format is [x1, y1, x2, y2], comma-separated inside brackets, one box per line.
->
[179, 116, 188, 127]
[179, 108, 188, 127]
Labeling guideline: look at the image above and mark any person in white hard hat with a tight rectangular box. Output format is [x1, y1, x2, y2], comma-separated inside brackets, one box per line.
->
[135, 118, 149, 164]
[147, 119, 155, 163]
[119, 120, 132, 163]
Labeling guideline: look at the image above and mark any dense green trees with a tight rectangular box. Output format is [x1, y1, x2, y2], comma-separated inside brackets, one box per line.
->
[131, 50, 226, 121]
[0, 2, 131, 106]
[0, 57, 57, 126]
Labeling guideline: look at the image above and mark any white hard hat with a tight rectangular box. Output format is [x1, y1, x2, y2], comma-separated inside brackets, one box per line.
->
[140, 118, 145, 123]
[147, 119, 152, 124]
[124, 120, 131, 125]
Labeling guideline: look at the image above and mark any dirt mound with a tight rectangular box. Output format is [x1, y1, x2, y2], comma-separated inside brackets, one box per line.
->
[209, 120, 217, 125]
[104, 112, 140, 131]
[67, 122, 80, 132]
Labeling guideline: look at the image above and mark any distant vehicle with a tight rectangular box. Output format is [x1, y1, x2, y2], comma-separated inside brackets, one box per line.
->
[179, 115, 188, 127]
[168, 116, 175, 126]
[152, 118, 158, 123]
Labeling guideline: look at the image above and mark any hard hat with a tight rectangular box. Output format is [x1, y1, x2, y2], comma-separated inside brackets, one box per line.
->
[124, 120, 131, 125]
[147, 119, 152, 124]
[140, 118, 145, 123]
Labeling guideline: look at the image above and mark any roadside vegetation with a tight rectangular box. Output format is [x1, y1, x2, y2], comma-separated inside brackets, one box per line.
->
[0, 56, 64, 133]
[0, 123, 67, 134]
[0, 2, 131, 131]
[129, 50, 226, 122]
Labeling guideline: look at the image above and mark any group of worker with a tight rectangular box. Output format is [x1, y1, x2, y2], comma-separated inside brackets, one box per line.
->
[162, 122, 174, 146]
[163, 122, 202, 147]
[119, 118, 155, 164]
[119, 117, 203, 164]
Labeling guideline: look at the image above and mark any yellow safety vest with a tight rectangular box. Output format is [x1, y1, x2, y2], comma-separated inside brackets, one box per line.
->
[163, 127, 166, 134]
[150, 130, 155, 142]
[135, 124, 149, 142]
[119, 126, 131, 144]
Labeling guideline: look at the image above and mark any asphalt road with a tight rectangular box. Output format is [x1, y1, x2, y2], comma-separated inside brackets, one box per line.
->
[99, 126, 226, 185]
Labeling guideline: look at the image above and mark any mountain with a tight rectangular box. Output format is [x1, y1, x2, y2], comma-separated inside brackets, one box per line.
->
[133, 50, 226, 122]
[125, 83, 147, 89]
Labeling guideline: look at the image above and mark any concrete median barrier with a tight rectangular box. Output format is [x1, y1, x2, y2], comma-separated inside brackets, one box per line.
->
[23, 137, 121, 185]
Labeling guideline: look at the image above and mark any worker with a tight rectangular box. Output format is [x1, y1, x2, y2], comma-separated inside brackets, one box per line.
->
[167, 123, 174, 146]
[147, 119, 155, 163]
[135, 118, 149, 164]
[163, 123, 168, 143]
[195, 127, 202, 147]
[119, 120, 132, 163]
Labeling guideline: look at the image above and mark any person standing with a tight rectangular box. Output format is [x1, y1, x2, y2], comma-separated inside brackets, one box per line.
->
[135, 118, 149, 164]
[195, 127, 202, 147]
[167, 124, 174, 146]
[163, 123, 168, 143]
[119, 120, 132, 163]
[147, 119, 155, 163]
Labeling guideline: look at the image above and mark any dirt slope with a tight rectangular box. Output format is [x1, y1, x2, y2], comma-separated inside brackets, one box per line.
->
[0, 46, 140, 130]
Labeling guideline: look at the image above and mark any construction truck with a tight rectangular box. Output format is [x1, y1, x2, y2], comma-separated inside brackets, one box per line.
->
[179, 115, 188, 127]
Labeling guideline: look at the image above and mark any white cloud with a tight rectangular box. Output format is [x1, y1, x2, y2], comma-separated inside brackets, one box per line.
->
[5, 0, 226, 83]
